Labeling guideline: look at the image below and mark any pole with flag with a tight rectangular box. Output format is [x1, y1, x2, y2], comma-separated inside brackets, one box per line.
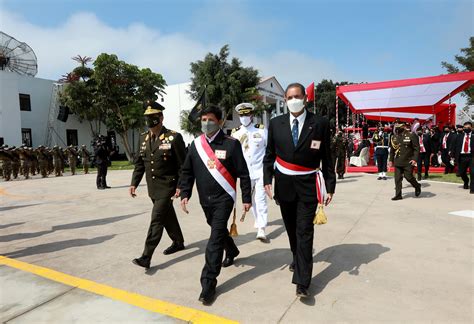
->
[306, 82, 315, 114]
[188, 86, 207, 123]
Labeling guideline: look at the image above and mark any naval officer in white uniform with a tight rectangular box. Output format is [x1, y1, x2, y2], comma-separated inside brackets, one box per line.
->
[231, 103, 269, 240]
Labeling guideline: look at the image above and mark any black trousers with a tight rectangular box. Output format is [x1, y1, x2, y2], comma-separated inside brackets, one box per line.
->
[394, 165, 420, 197]
[335, 154, 346, 175]
[458, 154, 473, 190]
[279, 199, 318, 288]
[441, 149, 454, 173]
[200, 200, 238, 290]
[96, 163, 108, 188]
[375, 148, 389, 173]
[417, 152, 430, 177]
[142, 198, 184, 258]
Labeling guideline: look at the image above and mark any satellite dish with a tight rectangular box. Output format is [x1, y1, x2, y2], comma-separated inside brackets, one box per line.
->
[0, 31, 38, 77]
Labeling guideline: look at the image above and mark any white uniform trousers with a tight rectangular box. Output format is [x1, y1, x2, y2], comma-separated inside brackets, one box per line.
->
[251, 177, 268, 229]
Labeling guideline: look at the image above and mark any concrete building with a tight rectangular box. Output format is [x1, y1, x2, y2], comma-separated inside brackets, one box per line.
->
[0, 70, 140, 156]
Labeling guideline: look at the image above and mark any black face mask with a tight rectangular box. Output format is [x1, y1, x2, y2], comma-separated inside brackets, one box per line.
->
[146, 116, 162, 128]
[465, 128, 472, 134]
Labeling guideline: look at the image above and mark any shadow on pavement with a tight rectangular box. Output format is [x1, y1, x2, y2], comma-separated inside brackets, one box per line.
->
[145, 219, 287, 275]
[217, 243, 390, 303]
[0, 222, 25, 230]
[3, 235, 116, 258]
[0, 213, 142, 243]
[0, 204, 42, 212]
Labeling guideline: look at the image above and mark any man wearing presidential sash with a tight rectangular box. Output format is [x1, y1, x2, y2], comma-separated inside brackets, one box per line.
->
[263, 83, 336, 298]
[179, 105, 252, 305]
[130, 100, 187, 270]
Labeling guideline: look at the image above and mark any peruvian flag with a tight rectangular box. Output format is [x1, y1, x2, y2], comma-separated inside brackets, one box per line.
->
[306, 82, 315, 102]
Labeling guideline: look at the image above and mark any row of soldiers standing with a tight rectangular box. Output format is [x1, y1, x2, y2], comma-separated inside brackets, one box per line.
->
[0, 144, 91, 181]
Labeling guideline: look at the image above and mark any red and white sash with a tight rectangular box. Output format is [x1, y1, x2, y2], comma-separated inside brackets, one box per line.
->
[442, 134, 448, 149]
[419, 136, 426, 153]
[275, 156, 327, 204]
[194, 135, 236, 201]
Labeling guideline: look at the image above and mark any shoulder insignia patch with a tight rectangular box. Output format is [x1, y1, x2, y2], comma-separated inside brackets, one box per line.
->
[255, 124, 265, 129]
[231, 126, 240, 134]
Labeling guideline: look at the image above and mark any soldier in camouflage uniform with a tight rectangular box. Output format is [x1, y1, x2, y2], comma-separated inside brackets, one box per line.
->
[0, 146, 12, 181]
[19, 146, 31, 179]
[79, 145, 91, 174]
[37, 145, 49, 178]
[30, 147, 38, 176]
[52, 146, 63, 177]
[10, 147, 20, 179]
[389, 122, 422, 200]
[66, 145, 78, 175]
[60, 148, 66, 174]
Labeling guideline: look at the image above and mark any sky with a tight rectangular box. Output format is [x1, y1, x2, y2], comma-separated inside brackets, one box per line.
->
[0, 0, 472, 107]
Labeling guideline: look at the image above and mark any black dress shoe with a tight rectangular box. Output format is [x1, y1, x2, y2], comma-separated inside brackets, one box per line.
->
[132, 257, 150, 269]
[415, 185, 421, 197]
[222, 250, 240, 267]
[163, 243, 185, 255]
[198, 286, 216, 305]
[383, 176, 387, 180]
[391, 195, 403, 201]
[463, 183, 469, 189]
[377, 176, 382, 180]
[296, 285, 309, 298]
[104, 185, 111, 189]
[289, 262, 295, 272]
[417, 175, 421, 181]
[97, 187, 105, 190]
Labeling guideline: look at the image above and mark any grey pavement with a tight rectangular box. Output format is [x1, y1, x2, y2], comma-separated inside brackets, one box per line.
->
[0, 170, 473, 323]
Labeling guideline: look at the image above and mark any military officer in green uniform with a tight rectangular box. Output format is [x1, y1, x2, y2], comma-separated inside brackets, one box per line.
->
[66, 145, 78, 175]
[80, 145, 91, 174]
[130, 100, 187, 269]
[389, 122, 422, 200]
[0, 146, 12, 181]
[333, 130, 348, 179]
[10, 147, 20, 179]
[37, 145, 49, 178]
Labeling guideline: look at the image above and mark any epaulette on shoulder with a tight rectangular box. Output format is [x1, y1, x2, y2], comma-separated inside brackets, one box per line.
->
[231, 126, 240, 134]
[255, 124, 264, 129]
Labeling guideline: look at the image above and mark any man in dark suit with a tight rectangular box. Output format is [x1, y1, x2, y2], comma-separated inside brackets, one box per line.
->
[440, 125, 456, 174]
[130, 100, 187, 270]
[416, 127, 432, 180]
[429, 125, 441, 167]
[263, 83, 336, 298]
[454, 121, 473, 194]
[179, 105, 252, 304]
[94, 136, 111, 189]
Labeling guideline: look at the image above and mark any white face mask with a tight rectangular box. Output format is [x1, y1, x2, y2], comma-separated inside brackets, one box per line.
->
[239, 116, 252, 127]
[287, 98, 305, 113]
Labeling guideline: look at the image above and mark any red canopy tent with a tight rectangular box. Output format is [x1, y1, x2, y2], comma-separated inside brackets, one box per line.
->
[335, 72, 474, 173]
[336, 71, 474, 126]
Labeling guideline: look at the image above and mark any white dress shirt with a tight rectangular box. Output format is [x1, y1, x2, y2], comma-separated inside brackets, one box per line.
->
[289, 109, 307, 138]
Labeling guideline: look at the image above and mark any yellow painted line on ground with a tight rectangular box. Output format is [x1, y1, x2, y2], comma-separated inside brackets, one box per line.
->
[0, 187, 28, 199]
[0, 256, 238, 324]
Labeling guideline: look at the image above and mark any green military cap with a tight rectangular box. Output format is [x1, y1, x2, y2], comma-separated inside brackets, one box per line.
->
[143, 100, 165, 115]
[235, 102, 255, 115]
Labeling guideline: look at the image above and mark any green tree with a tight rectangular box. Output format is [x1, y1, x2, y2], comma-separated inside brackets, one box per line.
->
[93, 53, 166, 161]
[314, 79, 353, 129]
[182, 45, 261, 134]
[442, 37, 474, 106]
[60, 55, 103, 137]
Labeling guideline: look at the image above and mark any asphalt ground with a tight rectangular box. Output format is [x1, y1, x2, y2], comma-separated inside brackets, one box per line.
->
[1, 170, 472, 323]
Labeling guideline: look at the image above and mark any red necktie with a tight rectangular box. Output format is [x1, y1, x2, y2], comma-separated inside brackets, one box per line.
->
[464, 134, 470, 154]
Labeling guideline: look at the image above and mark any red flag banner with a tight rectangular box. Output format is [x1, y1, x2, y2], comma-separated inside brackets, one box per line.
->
[306, 82, 315, 102]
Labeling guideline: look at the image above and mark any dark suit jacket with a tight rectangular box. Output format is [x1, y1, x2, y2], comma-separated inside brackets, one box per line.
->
[131, 127, 187, 200]
[94, 145, 109, 165]
[179, 130, 252, 206]
[454, 132, 474, 162]
[418, 133, 432, 155]
[440, 132, 457, 152]
[263, 112, 336, 204]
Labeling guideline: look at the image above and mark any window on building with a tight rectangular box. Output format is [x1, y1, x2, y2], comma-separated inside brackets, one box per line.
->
[21, 128, 32, 146]
[19, 94, 31, 111]
[66, 129, 78, 146]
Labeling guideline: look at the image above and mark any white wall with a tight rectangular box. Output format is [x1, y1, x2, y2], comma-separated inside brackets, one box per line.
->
[0, 71, 22, 146]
